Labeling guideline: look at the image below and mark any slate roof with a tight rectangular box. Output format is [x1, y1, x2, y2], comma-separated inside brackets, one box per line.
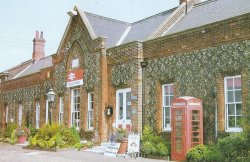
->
[122, 8, 176, 44]
[165, 0, 250, 35]
[85, 12, 130, 48]
[16, 56, 53, 78]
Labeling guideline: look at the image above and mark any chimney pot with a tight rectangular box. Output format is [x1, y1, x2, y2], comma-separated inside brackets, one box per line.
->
[32, 30, 45, 61]
[40, 31, 43, 39]
[35, 31, 39, 38]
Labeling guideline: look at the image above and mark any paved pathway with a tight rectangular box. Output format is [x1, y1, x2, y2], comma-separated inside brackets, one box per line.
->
[0, 142, 172, 162]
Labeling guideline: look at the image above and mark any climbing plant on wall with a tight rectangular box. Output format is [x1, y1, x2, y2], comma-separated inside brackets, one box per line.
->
[145, 40, 250, 143]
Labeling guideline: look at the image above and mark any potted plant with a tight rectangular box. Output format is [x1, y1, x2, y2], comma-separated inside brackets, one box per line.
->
[110, 128, 129, 154]
[16, 127, 30, 144]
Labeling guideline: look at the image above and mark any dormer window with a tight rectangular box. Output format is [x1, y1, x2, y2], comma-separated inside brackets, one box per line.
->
[72, 58, 79, 69]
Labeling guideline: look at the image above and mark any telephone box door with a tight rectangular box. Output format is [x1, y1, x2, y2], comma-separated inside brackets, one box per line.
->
[172, 108, 185, 160]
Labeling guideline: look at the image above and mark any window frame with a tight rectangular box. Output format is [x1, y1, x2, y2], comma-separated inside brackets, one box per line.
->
[162, 83, 174, 131]
[71, 88, 80, 130]
[59, 97, 64, 125]
[87, 92, 94, 130]
[18, 103, 23, 127]
[36, 101, 40, 129]
[224, 75, 243, 132]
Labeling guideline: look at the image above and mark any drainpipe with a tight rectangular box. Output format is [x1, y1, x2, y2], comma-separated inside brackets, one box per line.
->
[215, 100, 218, 140]
[140, 59, 147, 135]
[214, 87, 218, 141]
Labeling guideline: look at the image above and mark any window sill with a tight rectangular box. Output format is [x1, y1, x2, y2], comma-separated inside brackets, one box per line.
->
[225, 128, 243, 133]
[162, 128, 171, 132]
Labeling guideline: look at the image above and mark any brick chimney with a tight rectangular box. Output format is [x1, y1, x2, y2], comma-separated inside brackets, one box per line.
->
[32, 31, 45, 61]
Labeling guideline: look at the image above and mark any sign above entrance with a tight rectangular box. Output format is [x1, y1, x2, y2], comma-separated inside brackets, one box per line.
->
[66, 69, 84, 88]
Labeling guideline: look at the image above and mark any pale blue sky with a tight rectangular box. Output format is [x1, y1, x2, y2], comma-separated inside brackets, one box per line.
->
[0, 0, 179, 72]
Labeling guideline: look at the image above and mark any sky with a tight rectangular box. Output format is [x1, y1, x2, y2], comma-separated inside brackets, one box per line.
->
[0, 0, 179, 72]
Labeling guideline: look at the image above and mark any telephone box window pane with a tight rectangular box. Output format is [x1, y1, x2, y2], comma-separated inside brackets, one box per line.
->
[227, 91, 234, 103]
[236, 104, 242, 115]
[228, 104, 235, 115]
[235, 90, 242, 102]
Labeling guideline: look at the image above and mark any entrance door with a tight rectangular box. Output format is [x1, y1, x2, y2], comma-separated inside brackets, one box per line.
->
[116, 88, 131, 131]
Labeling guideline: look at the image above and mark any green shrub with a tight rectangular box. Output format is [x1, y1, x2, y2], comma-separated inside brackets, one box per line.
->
[217, 133, 249, 162]
[28, 124, 80, 149]
[29, 127, 38, 137]
[141, 125, 170, 157]
[5, 123, 18, 138]
[156, 142, 169, 156]
[186, 144, 222, 162]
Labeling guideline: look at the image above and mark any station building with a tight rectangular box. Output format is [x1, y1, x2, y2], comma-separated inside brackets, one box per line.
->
[0, 0, 250, 142]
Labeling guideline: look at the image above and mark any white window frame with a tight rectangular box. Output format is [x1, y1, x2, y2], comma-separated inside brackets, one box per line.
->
[36, 101, 40, 129]
[5, 105, 8, 123]
[71, 88, 80, 130]
[224, 75, 243, 132]
[59, 97, 64, 125]
[46, 99, 49, 124]
[162, 83, 174, 131]
[87, 92, 94, 130]
[18, 103, 23, 127]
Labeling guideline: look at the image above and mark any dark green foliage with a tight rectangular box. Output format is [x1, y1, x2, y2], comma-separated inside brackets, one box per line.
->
[217, 133, 249, 162]
[141, 125, 170, 157]
[186, 144, 222, 162]
[29, 127, 38, 137]
[29, 124, 80, 149]
[186, 133, 250, 162]
[4, 123, 18, 138]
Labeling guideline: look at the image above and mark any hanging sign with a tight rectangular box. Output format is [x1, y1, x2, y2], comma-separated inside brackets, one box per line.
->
[66, 69, 84, 88]
[128, 134, 140, 153]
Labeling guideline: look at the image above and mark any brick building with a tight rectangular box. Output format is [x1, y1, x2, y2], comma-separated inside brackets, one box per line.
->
[0, 0, 250, 143]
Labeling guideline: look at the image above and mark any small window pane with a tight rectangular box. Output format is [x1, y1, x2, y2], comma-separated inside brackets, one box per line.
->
[227, 91, 234, 103]
[234, 77, 241, 89]
[236, 116, 242, 127]
[228, 104, 235, 115]
[165, 86, 169, 95]
[228, 116, 235, 127]
[236, 104, 242, 115]
[166, 96, 170, 106]
[235, 90, 242, 102]
[170, 85, 174, 95]
[226, 78, 234, 90]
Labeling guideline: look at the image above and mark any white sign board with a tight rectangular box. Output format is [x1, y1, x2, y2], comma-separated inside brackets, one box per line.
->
[128, 134, 140, 153]
[104, 143, 121, 157]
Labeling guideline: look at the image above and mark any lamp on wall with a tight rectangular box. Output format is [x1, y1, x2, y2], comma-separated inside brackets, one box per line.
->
[105, 105, 113, 116]
[47, 88, 56, 125]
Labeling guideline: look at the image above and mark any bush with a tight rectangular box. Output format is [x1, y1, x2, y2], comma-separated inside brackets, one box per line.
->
[217, 133, 249, 162]
[141, 125, 170, 157]
[28, 124, 81, 149]
[5, 123, 18, 138]
[186, 144, 222, 162]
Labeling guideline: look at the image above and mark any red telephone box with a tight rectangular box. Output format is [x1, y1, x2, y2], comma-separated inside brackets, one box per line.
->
[171, 96, 203, 161]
